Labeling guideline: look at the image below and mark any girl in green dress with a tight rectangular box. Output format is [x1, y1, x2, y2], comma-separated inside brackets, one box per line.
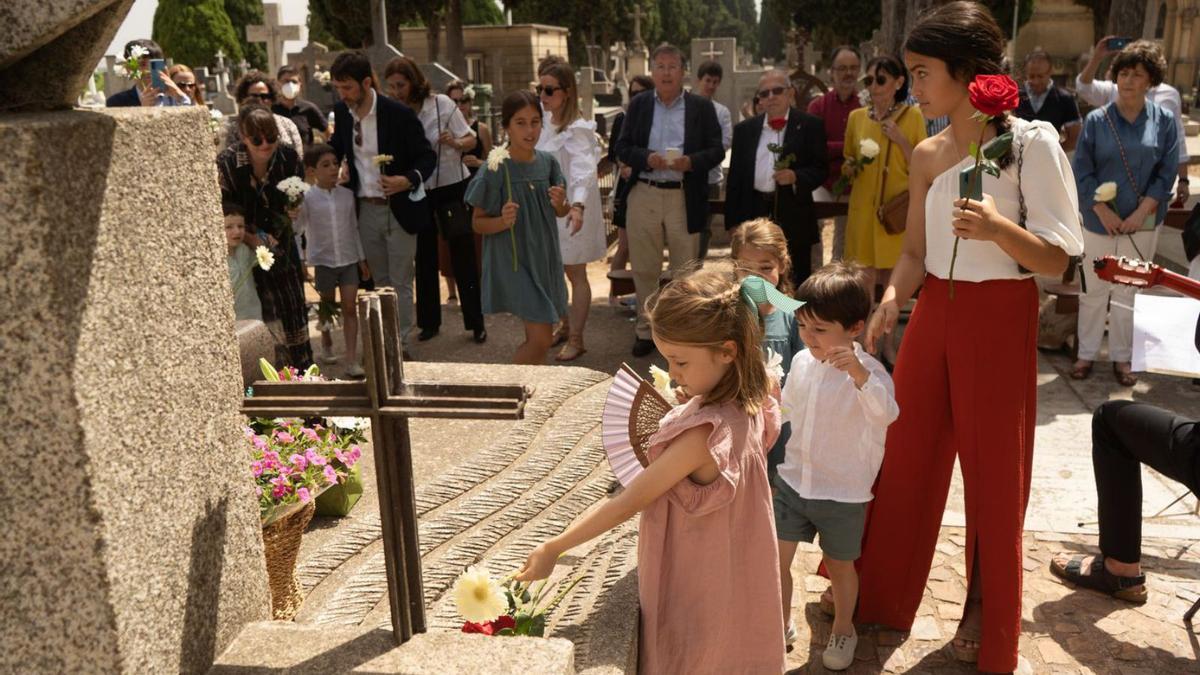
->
[466, 90, 572, 364]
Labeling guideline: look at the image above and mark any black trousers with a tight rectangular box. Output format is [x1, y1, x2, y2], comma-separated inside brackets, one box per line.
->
[416, 182, 484, 332]
[1093, 400, 1200, 564]
[750, 191, 813, 290]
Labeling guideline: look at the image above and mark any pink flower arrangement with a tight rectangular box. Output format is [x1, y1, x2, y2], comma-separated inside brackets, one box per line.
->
[248, 417, 362, 523]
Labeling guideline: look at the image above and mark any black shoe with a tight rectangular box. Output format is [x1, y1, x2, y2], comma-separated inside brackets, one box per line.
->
[418, 328, 439, 341]
[473, 328, 488, 344]
[632, 338, 655, 357]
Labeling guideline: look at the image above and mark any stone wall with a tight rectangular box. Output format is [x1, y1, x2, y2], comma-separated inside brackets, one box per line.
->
[0, 105, 269, 674]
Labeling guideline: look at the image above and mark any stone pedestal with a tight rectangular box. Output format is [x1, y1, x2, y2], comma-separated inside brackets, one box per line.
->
[237, 320, 275, 386]
[0, 105, 270, 674]
[627, 45, 649, 78]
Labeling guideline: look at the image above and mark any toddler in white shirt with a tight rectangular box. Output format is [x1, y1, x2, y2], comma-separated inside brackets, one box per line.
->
[775, 261, 899, 671]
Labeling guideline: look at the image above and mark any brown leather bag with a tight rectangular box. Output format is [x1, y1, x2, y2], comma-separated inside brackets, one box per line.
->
[874, 106, 911, 235]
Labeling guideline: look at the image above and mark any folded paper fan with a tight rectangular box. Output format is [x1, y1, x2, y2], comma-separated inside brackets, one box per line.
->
[602, 364, 673, 487]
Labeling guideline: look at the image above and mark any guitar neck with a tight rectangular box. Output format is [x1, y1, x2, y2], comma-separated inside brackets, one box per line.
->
[1159, 269, 1200, 300]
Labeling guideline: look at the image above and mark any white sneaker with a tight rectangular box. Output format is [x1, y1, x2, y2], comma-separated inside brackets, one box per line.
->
[822, 630, 857, 671]
[317, 346, 339, 364]
[345, 363, 365, 378]
[784, 622, 797, 646]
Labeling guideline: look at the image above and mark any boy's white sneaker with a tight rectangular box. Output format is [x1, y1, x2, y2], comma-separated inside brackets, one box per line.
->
[822, 630, 857, 671]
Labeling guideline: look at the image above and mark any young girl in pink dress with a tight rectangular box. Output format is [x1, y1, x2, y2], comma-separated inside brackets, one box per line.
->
[516, 261, 786, 674]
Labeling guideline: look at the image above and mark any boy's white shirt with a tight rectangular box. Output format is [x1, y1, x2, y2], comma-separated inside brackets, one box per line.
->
[778, 342, 899, 503]
[295, 183, 364, 268]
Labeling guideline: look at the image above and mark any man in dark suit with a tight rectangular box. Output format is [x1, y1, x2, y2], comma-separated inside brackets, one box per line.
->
[105, 39, 191, 108]
[328, 51, 436, 352]
[1014, 49, 1081, 152]
[726, 70, 828, 289]
[615, 43, 725, 357]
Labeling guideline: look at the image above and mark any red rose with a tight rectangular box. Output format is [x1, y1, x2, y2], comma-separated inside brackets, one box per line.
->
[967, 74, 1019, 118]
[492, 615, 516, 632]
[461, 614, 516, 636]
[767, 117, 787, 132]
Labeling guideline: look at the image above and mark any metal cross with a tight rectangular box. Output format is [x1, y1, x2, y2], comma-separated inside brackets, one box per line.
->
[242, 289, 530, 644]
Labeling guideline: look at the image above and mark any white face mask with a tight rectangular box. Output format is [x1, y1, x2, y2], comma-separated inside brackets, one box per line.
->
[280, 82, 300, 99]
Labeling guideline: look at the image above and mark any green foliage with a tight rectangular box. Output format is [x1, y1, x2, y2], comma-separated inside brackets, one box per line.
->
[760, 0, 878, 63]
[979, 0, 1036, 36]
[307, 0, 439, 50]
[224, 0, 268, 68]
[153, 0, 243, 69]
[464, 0, 504, 25]
[306, 4, 346, 50]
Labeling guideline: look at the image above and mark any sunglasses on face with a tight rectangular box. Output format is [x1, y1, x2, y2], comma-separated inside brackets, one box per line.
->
[536, 85, 565, 96]
[247, 134, 278, 147]
[245, 92, 274, 102]
[176, 82, 196, 89]
[862, 74, 890, 87]
[756, 85, 788, 99]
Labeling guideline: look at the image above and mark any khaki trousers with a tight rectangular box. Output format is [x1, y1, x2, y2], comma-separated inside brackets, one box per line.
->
[627, 182, 699, 339]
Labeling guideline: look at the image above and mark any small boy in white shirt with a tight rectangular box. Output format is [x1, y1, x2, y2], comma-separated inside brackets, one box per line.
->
[776, 262, 899, 671]
[296, 143, 370, 376]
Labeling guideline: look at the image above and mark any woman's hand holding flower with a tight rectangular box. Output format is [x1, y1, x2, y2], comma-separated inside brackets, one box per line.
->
[951, 195, 1007, 242]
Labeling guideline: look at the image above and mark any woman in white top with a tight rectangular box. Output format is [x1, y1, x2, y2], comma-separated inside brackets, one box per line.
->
[384, 57, 486, 344]
[535, 59, 606, 361]
[850, 4, 1084, 673]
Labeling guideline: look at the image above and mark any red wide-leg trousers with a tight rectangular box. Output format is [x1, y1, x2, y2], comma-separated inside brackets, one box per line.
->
[856, 275, 1038, 673]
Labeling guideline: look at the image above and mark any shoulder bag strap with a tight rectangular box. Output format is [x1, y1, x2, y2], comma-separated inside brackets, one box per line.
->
[875, 106, 905, 210]
[1100, 106, 1142, 197]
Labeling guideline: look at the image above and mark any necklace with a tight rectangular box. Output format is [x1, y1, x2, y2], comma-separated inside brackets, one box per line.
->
[867, 101, 900, 122]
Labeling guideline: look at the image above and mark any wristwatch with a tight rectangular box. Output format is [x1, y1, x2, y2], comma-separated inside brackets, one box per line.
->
[571, 202, 586, 212]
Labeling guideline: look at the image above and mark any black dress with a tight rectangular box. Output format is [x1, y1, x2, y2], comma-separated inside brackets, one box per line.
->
[216, 143, 314, 368]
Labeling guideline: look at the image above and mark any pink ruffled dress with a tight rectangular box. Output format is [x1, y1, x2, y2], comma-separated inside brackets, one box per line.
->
[638, 396, 785, 674]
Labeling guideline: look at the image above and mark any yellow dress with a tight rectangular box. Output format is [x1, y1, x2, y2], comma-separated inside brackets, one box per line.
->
[844, 105, 927, 269]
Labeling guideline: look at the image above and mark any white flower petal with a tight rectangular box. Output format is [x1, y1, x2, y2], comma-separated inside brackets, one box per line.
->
[451, 566, 508, 623]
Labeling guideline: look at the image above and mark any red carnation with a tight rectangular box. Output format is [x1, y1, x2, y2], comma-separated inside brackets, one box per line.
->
[461, 614, 516, 636]
[967, 74, 1019, 118]
[767, 117, 787, 132]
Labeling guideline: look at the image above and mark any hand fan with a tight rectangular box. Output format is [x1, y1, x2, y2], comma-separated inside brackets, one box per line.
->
[602, 364, 673, 487]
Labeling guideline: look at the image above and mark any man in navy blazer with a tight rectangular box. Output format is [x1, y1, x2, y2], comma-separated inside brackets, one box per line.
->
[328, 51, 436, 351]
[614, 43, 725, 357]
[726, 71, 828, 289]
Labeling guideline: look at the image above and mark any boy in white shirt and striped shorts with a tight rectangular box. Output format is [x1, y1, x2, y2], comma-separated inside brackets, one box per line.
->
[775, 261, 899, 670]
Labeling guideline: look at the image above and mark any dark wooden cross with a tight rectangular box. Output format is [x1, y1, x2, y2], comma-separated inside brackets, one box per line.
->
[242, 288, 530, 645]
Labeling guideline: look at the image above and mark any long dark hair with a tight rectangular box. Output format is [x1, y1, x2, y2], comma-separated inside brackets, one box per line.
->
[383, 56, 430, 106]
[905, 0, 1014, 166]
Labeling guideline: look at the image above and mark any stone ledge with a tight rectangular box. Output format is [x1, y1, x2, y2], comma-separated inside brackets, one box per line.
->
[210, 624, 575, 674]
[237, 320, 274, 386]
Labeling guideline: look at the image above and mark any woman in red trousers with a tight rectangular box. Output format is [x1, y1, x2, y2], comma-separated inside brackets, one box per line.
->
[857, 3, 1084, 672]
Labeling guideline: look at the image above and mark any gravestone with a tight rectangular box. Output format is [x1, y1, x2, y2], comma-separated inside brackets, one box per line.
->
[286, 41, 337, 111]
[1, 1, 270, 673]
[210, 49, 238, 114]
[246, 2, 300, 78]
[365, 0, 402, 76]
[626, 5, 649, 77]
[690, 36, 766, 121]
[102, 52, 134, 99]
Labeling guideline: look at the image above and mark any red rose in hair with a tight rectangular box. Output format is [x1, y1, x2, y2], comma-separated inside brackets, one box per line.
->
[767, 117, 787, 132]
[967, 74, 1019, 117]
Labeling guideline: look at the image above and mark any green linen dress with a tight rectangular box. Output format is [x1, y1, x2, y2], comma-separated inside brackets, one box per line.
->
[464, 150, 569, 325]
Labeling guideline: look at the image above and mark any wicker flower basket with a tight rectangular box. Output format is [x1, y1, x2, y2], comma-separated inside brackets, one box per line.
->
[261, 500, 316, 620]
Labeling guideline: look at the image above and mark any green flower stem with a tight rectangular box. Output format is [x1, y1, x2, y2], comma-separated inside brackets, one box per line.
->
[505, 163, 517, 272]
[948, 119, 991, 300]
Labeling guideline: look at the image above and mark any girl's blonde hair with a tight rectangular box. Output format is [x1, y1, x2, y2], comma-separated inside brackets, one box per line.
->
[647, 260, 770, 415]
[729, 218, 794, 295]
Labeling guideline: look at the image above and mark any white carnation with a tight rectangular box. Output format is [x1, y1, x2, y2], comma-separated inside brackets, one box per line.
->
[859, 138, 881, 160]
[1094, 181, 1118, 203]
[486, 146, 510, 172]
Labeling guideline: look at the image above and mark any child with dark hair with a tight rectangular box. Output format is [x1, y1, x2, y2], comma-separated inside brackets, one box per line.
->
[775, 261, 897, 670]
[224, 202, 263, 322]
[296, 143, 369, 376]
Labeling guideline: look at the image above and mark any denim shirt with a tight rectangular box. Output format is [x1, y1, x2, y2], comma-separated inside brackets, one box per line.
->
[1074, 101, 1179, 235]
[640, 90, 686, 182]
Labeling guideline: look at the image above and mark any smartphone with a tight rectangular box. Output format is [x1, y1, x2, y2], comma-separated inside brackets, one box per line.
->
[958, 166, 983, 202]
[1105, 37, 1131, 51]
[150, 58, 167, 89]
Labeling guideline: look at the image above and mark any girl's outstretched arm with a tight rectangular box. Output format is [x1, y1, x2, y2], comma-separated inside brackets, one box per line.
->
[514, 424, 716, 581]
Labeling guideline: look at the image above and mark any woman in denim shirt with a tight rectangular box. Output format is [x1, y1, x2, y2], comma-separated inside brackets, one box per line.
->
[1072, 42, 1179, 386]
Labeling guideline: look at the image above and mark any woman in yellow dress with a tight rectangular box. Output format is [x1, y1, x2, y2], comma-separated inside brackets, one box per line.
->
[843, 55, 927, 298]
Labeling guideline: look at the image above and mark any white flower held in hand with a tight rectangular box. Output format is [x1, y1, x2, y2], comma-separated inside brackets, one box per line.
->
[859, 138, 881, 160]
[276, 176, 310, 207]
[451, 566, 507, 623]
[764, 348, 784, 384]
[1094, 181, 1118, 204]
[254, 246, 275, 271]
[129, 45, 149, 60]
[372, 154, 394, 168]
[486, 146, 511, 172]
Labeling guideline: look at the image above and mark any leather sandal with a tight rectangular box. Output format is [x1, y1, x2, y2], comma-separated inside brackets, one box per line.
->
[1049, 555, 1147, 604]
[1070, 360, 1093, 380]
[950, 599, 982, 664]
[555, 337, 587, 362]
[1113, 363, 1138, 387]
[552, 323, 569, 347]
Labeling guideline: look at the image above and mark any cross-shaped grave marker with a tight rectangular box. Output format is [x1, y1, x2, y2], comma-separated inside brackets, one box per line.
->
[627, 5, 648, 49]
[701, 41, 724, 61]
[242, 289, 530, 644]
[366, 0, 403, 74]
[247, 3, 301, 78]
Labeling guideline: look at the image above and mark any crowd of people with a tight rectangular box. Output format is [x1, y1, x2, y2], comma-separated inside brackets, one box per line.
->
[106, 1, 1200, 670]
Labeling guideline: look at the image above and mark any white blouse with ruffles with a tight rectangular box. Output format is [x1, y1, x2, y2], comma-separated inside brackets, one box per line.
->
[924, 117, 1084, 282]
[536, 113, 607, 265]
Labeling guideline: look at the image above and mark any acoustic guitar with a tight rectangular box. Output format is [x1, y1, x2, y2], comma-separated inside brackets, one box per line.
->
[1092, 256, 1200, 300]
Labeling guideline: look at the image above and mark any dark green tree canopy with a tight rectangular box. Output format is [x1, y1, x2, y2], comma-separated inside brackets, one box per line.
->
[224, 0, 267, 68]
[153, 0, 244, 69]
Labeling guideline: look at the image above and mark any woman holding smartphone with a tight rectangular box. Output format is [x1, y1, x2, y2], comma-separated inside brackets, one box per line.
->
[853, 3, 1083, 672]
[1070, 41, 1180, 386]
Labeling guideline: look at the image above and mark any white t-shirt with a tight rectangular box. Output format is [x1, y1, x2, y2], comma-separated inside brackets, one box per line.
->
[778, 343, 899, 503]
[710, 99, 733, 185]
[418, 94, 474, 189]
[349, 90, 383, 199]
[924, 118, 1085, 282]
[754, 109, 788, 193]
